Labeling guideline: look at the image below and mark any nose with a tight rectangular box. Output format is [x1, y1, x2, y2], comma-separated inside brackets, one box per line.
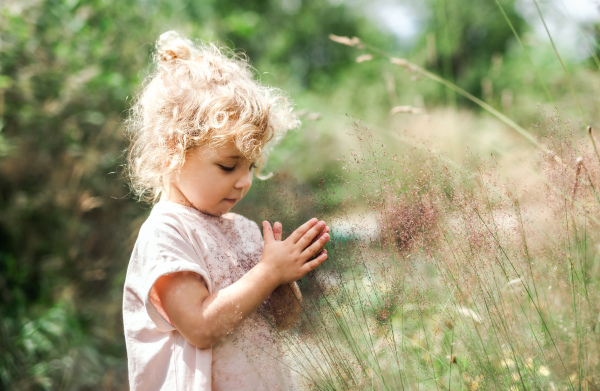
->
[234, 169, 253, 191]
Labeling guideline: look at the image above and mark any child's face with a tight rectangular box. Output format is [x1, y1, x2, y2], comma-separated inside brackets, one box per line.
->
[167, 142, 255, 216]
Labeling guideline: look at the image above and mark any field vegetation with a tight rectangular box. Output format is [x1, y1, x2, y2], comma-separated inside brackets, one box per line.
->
[1, 0, 599, 389]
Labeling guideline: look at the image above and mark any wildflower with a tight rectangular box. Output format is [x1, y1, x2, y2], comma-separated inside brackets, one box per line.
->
[462, 372, 483, 390]
[456, 306, 483, 323]
[538, 365, 550, 376]
[410, 332, 423, 348]
[470, 375, 484, 391]
[381, 197, 437, 252]
[525, 357, 534, 369]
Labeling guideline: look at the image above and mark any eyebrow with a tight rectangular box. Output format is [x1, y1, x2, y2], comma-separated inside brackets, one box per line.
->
[222, 155, 241, 160]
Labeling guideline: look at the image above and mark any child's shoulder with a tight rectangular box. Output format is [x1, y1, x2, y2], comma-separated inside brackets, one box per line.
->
[141, 201, 195, 229]
[136, 202, 211, 242]
[141, 202, 260, 237]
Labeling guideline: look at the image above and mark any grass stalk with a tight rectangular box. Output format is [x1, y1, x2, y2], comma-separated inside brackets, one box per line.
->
[495, 0, 556, 108]
[532, 0, 586, 124]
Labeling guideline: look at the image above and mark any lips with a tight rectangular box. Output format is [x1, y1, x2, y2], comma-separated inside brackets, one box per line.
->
[223, 198, 237, 204]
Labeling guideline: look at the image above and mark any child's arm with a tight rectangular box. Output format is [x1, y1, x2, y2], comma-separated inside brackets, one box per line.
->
[153, 218, 330, 349]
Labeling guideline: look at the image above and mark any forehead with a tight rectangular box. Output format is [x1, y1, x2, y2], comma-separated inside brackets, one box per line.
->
[193, 142, 244, 161]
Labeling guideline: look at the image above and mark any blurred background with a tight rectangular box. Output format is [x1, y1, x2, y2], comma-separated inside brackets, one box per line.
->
[1, 0, 599, 389]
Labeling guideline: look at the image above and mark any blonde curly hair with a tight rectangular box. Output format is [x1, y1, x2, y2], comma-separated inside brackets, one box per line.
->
[126, 31, 299, 204]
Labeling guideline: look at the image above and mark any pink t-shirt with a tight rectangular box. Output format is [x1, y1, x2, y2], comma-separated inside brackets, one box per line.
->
[123, 202, 297, 390]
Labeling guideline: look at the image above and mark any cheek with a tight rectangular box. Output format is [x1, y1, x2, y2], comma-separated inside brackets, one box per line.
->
[182, 172, 212, 198]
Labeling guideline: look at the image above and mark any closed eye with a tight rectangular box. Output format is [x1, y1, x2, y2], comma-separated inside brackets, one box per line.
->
[218, 164, 235, 172]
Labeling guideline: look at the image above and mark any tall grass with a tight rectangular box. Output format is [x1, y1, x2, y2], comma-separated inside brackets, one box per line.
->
[267, 15, 600, 390]
[270, 118, 600, 390]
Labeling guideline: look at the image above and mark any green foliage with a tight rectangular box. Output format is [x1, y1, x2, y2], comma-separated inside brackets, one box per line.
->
[1, 301, 113, 390]
[0, 0, 394, 388]
[402, 0, 600, 125]
[1, 0, 599, 388]
[423, 0, 526, 101]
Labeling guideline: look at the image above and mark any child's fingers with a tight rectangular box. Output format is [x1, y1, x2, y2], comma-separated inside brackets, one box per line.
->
[288, 218, 318, 243]
[301, 250, 327, 275]
[273, 221, 283, 241]
[297, 221, 326, 249]
[262, 221, 275, 244]
[302, 231, 330, 258]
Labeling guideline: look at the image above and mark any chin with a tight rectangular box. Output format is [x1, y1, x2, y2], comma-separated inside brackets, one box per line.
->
[193, 201, 233, 217]
[207, 210, 226, 217]
[210, 207, 232, 217]
[194, 205, 224, 217]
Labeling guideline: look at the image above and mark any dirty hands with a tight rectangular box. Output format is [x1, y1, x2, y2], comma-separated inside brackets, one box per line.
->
[261, 218, 330, 285]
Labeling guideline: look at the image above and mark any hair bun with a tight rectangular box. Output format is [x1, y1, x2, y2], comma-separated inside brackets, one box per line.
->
[157, 31, 192, 62]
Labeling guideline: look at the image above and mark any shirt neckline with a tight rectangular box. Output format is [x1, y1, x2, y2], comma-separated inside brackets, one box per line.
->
[155, 201, 237, 221]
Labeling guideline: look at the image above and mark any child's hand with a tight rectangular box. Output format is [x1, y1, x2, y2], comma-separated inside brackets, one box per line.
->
[272, 220, 331, 254]
[260, 218, 330, 285]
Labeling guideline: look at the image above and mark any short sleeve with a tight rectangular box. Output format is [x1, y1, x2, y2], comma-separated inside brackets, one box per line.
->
[133, 215, 212, 332]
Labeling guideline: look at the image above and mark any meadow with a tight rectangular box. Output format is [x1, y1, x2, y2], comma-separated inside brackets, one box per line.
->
[240, 26, 600, 389]
[1, 0, 599, 389]
[256, 117, 600, 389]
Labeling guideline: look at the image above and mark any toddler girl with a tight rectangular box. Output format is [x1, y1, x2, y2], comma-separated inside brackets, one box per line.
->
[123, 31, 330, 390]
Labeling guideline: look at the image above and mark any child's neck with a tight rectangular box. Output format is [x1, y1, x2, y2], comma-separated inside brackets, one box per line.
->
[163, 180, 192, 208]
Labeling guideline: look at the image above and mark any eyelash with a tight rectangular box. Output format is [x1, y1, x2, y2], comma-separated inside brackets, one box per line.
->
[218, 163, 256, 172]
[218, 165, 235, 172]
